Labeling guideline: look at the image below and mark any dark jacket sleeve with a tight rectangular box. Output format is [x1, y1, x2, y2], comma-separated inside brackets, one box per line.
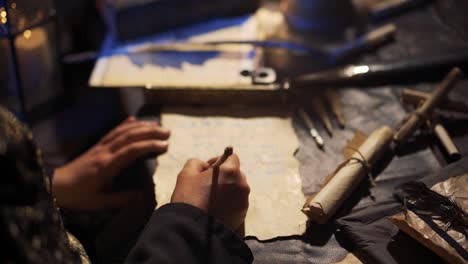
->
[125, 203, 253, 264]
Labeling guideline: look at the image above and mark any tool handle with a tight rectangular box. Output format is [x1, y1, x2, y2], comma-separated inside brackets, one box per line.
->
[433, 123, 461, 161]
[367, 51, 468, 84]
[394, 68, 463, 144]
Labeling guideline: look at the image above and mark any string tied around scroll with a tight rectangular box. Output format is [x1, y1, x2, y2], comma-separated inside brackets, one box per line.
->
[344, 145, 376, 187]
[323, 145, 376, 189]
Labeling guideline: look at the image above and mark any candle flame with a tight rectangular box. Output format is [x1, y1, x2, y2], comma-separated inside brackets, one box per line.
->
[23, 30, 32, 39]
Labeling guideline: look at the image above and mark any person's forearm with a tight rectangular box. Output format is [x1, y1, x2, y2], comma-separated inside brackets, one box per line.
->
[125, 203, 253, 264]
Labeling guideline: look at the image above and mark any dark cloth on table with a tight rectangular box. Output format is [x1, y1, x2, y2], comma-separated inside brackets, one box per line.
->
[336, 157, 468, 264]
[125, 203, 253, 264]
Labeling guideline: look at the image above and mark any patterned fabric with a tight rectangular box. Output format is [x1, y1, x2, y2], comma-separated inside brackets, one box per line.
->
[0, 106, 89, 263]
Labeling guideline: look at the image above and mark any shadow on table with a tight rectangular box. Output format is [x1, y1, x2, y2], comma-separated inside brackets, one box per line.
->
[387, 231, 445, 264]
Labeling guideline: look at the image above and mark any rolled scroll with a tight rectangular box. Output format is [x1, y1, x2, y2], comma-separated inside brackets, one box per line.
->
[302, 126, 394, 223]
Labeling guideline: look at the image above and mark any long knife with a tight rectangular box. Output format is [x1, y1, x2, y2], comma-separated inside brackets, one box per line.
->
[293, 50, 468, 87]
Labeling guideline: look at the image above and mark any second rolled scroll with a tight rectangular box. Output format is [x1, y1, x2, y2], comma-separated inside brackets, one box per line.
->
[302, 126, 394, 223]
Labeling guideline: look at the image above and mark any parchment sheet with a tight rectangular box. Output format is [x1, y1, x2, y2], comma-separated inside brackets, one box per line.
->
[90, 15, 259, 88]
[153, 107, 307, 240]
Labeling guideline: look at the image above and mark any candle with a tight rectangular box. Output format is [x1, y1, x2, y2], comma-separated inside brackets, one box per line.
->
[0, 37, 20, 111]
[15, 25, 59, 112]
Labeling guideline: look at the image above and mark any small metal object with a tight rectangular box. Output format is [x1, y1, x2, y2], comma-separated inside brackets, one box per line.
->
[129, 40, 319, 54]
[311, 97, 333, 136]
[298, 109, 324, 149]
[331, 24, 396, 63]
[324, 89, 346, 128]
[369, 0, 430, 21]
[251, 68, 277, 85]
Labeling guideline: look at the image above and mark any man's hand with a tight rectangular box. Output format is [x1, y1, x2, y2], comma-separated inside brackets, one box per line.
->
[52, 117, 170, 210]
[171, 154, 250, 236]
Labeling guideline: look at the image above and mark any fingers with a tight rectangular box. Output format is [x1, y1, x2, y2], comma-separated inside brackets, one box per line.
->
[109, 125, 170, 152]
[100, 118, 169, 146]
[208, 153, 239, 167]
[171, 153, 250, 230]
[125, 116, 137, 123]
[239, 171, 249, 190]
[220, 153, 240, 169]
[217, 154, 241, 180]
[180, 158, 210, 175]
[206, 154, 243, 182]
[171, 158, 210, 204]
[100, 117, 140, 144]
[119, 116, 137, 126]
[113, 140, 169, 171]
[206, 156, 220, 165]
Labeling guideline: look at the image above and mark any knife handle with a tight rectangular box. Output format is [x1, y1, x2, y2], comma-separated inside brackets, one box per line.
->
[367, 51, 468, 83]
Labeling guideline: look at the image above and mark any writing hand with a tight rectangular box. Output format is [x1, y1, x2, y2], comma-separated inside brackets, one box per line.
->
[171, 153, 250, 236]
[52, 117, 170, 210]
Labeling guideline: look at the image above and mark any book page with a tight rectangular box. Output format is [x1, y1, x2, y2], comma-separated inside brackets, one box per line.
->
[153, 107, 307, 240]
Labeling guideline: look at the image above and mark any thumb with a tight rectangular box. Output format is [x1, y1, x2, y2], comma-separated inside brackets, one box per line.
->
[92, 191, 143, 210]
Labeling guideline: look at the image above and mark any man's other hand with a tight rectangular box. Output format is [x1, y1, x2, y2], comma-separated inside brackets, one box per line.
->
[52, 117, 170, 210]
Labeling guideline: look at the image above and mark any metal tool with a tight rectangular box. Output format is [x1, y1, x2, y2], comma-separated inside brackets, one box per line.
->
[293, 51, 468, 87]
[324, 89, 346, 128]
[298, 109, 324, 149]
[369, 0, 431, 21]
[247, 68, 277, 85]
[128, 40, 325, 55]
[310, 96, 333, 136]
[331, 24, 396, 63]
